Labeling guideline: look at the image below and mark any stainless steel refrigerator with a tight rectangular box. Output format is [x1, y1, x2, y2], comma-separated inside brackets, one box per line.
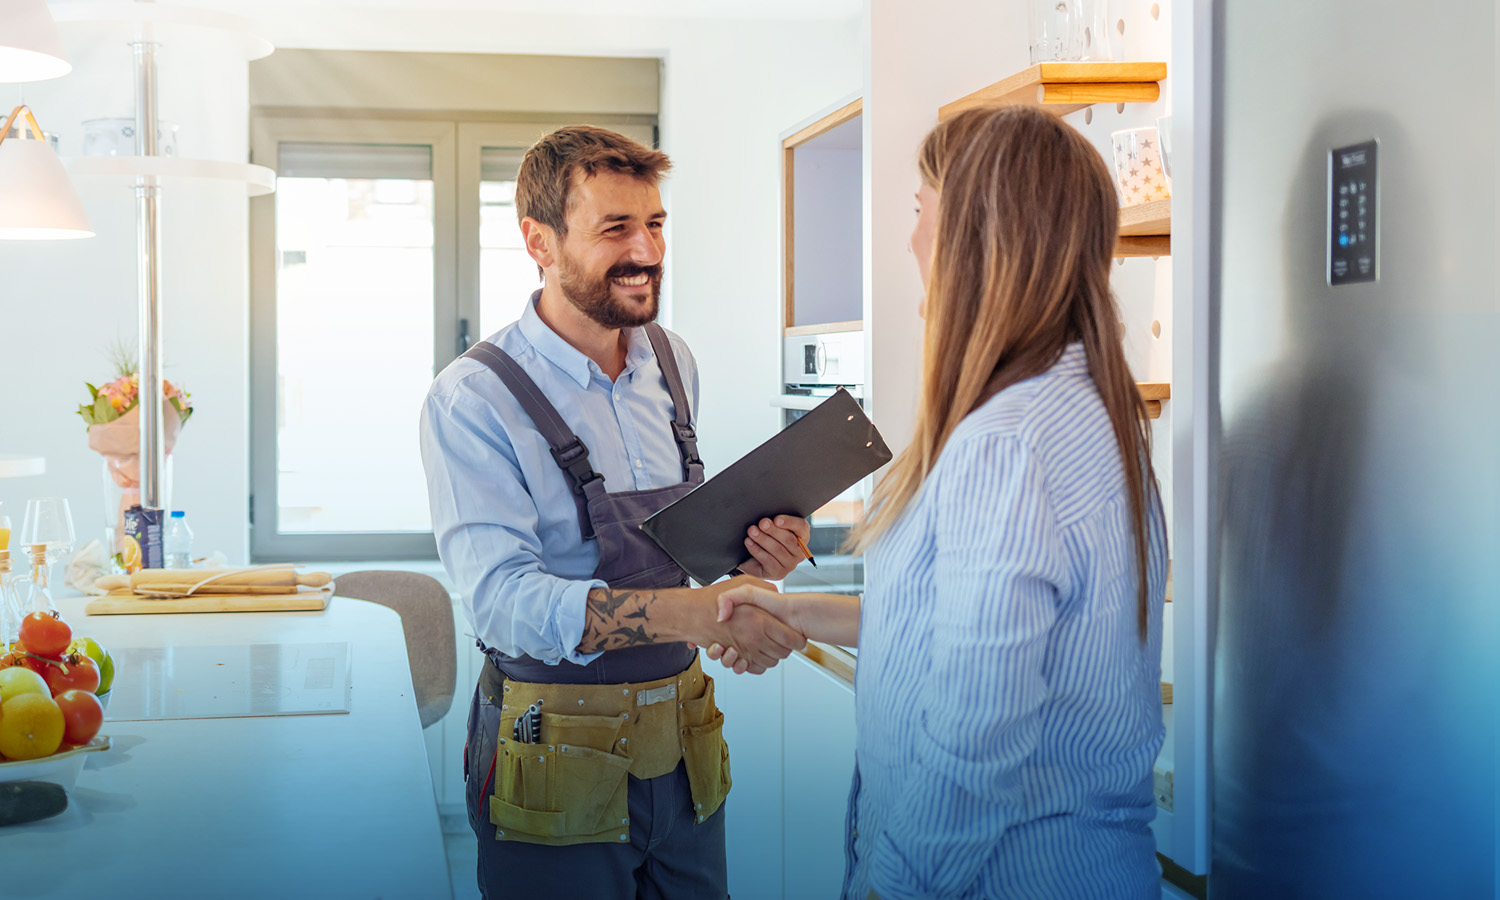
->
[1210, 1, 1498, 896]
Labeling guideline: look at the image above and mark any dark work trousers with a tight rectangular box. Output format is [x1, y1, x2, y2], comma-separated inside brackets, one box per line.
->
[465, 684, 729, 900]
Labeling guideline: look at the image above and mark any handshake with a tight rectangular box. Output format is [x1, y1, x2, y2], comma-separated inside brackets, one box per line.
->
[689, 575, 813, 676]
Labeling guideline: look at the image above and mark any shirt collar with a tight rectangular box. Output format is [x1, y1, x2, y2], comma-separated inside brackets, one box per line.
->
[516, 289, 654, 389]
[1054, 341, 1089, 376]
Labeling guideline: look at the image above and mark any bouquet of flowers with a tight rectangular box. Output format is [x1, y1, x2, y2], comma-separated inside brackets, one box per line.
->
[78, 345, 193, 427]
[77, 344, 194, 554]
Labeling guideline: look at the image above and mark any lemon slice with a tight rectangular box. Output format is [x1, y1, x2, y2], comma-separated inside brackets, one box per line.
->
[120, 536, 142, 574]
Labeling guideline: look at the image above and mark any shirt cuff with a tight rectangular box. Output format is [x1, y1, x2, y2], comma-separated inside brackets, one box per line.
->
[552, 577, 608, 667]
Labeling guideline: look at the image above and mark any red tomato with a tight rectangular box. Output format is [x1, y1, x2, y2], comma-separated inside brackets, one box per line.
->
[44, 654, 100, 696]
[8, 641, 56, 678]
[54, 689, 103, 746]
[18, 613, 71, 657]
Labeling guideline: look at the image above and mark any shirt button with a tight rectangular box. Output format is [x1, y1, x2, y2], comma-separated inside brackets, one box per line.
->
[634, 459, 643, 468]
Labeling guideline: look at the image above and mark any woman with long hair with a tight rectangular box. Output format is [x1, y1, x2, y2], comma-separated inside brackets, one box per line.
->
[713, 104, 1169, 899]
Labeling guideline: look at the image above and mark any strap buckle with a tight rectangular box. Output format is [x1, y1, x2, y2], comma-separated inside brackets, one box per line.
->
[550, 439, 603, 490]
[671, 422, 702, 466]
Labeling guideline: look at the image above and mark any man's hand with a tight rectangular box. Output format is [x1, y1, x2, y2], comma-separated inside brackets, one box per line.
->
[736, 515, 812, 581]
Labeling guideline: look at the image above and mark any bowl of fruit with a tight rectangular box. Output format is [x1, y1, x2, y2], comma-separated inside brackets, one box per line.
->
[0, 611, 114, 826]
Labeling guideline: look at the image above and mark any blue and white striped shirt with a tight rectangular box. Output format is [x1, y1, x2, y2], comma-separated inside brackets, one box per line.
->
[846, 342, 1168, 900]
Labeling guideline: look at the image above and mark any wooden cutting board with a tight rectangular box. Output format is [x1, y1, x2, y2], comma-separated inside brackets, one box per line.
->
[84, 586, 333, 616]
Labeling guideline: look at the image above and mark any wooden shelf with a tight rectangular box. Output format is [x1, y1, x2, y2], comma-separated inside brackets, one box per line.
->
[1119, 198, 1170, 237]
[784, 321, 863, 337]
[1115, 198, 1171, 258]
[940, 61, 1167, 122]
[1138, 381, 1170, 420]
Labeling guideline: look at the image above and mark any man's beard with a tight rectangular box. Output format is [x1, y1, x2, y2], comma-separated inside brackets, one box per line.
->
[557, 250, 662, 329]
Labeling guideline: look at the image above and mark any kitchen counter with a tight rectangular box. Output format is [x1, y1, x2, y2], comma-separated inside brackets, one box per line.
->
[5, 593, 450, 899]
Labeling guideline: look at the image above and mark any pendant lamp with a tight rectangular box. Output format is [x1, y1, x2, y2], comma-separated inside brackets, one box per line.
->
[0, 0, 70, 83]
[0, 105, 93, 239]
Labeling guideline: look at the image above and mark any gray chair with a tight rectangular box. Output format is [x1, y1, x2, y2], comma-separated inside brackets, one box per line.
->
[335, 570, 457, 730]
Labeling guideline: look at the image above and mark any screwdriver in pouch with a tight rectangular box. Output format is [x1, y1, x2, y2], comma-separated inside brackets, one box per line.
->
[512, 699, 544, 743]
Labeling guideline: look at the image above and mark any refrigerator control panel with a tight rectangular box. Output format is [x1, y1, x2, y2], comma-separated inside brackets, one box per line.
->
[1328, 139, 1379, 286]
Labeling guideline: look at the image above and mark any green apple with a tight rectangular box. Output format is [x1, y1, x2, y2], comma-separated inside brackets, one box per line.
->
[66, 637, 115, 695]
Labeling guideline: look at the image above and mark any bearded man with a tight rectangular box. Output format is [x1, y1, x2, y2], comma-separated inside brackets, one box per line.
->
[420, 125, 811, 899]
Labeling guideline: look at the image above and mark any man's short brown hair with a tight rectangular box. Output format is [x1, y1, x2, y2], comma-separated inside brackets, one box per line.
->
[515, 125, 672, 235]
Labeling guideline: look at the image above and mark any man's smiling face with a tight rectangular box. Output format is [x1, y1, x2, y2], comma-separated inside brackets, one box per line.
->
[554, 170, 667, 329]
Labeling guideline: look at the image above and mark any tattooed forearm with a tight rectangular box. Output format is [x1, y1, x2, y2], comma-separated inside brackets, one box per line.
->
[580, 588, 662, 653]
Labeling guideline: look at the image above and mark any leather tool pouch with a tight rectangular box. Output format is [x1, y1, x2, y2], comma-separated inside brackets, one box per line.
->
[491, 710, 634, 846]
[679, 671, 732, 823]
[482, 657, 732, 845]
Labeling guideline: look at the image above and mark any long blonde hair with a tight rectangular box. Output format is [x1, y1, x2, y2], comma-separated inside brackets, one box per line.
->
[851, 105, 1156, 639]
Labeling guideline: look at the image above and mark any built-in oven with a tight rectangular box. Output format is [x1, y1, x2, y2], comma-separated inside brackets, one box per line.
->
[771, 330, 867, 615]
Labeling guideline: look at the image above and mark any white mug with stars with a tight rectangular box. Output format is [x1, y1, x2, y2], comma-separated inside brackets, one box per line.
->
[1110, 126, 1170, 207]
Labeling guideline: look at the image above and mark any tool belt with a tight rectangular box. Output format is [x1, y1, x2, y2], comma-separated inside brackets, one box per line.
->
[479, 655, 731, 846]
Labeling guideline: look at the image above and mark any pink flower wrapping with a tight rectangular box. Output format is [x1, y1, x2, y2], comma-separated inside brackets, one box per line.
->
[87, 402, 183, 552]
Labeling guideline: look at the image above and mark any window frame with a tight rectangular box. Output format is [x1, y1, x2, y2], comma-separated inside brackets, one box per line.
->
[249, 116, 457, 562]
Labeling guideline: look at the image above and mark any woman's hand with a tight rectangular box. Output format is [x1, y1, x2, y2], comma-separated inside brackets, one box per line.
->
[736, 515, 812, 580]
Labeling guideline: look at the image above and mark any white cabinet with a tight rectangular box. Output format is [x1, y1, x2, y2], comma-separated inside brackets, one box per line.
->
[782, 652, 857, 899]
[716, 650, 856, 900]
[717, 661, 788, 899]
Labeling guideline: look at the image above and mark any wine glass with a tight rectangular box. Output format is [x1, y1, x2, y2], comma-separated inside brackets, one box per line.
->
[20, 497, 74, 614]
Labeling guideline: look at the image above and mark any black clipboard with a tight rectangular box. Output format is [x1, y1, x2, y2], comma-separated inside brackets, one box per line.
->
[641, 389, 892, 585]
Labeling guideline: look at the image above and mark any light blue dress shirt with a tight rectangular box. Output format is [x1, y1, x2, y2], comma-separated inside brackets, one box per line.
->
[846, 343, 1168, 900]
[419, 295, 700, 666]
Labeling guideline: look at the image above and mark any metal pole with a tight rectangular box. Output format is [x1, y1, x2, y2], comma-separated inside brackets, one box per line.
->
[133, 40, 164, 510]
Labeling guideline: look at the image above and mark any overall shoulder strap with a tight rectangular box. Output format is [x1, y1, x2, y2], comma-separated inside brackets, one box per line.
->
[642, 323, 703, 481]
[462, 342, 603, 539]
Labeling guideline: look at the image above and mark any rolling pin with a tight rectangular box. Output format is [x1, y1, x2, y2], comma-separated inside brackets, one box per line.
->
[127, 566, 331, 591]
[133, 582, 330, 595]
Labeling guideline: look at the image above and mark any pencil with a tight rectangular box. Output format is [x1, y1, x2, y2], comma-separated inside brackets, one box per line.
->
[793, 533, 818, 568]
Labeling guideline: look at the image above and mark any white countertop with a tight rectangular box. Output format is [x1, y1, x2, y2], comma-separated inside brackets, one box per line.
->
[5, 593, 451, 899]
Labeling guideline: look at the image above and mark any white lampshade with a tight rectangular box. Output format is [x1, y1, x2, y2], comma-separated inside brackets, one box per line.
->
[0, 0, 71, 83]
[0, 137, 93, 239]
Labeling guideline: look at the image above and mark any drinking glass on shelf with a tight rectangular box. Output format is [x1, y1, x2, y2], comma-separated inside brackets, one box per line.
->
[19, 497, 74, 614]
[1076, 0, 1112, 61]
[1028, 0, 1109, 64]
[1028, 0, 1078, 64]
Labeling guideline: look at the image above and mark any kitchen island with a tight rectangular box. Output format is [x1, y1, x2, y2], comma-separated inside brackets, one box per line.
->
[4, 592, 450, 899]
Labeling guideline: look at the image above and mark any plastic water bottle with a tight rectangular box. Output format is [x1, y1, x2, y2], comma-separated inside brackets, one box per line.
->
[163, 511, 194, 569]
